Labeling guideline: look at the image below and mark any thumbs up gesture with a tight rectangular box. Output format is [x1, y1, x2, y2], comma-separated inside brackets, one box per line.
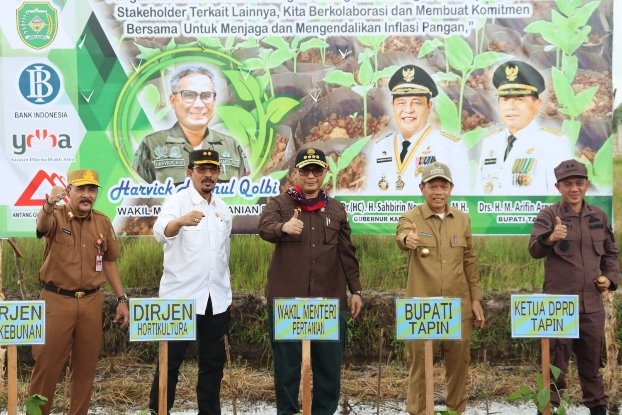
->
[405, 222, 420, 250]
[549, 216, 567, 243]
[282, 209, 304, 235]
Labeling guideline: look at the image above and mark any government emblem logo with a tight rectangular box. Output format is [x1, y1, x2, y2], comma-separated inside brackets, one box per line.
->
[17, 2, 58, 50]
[505, 65, 519, 82]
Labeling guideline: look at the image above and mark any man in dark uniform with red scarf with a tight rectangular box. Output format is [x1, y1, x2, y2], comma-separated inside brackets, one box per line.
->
[258, 147, 363, 415]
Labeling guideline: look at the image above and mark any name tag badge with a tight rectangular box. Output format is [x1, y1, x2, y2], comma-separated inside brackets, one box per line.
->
[95, 254, 103, 272]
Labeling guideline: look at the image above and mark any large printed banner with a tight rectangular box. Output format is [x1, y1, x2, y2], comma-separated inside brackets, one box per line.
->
[0, 0, 613, 236]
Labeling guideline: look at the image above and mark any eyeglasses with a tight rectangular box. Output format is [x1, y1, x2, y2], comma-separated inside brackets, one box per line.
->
[176, 90, 217, 104]
[193, 165, 220, 174]
[297, 167, 325, 177]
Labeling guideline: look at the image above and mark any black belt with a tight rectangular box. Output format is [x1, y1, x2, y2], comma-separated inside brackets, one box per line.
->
[42, 283, 99, 298]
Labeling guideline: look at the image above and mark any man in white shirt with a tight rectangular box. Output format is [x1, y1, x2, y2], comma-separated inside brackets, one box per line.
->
[366, 64, 470, 195]
[476, 60, 572, 195]
[148, 149, 233, 415]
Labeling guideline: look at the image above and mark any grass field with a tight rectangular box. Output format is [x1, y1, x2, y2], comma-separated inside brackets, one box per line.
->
[1, 160, 621, 414]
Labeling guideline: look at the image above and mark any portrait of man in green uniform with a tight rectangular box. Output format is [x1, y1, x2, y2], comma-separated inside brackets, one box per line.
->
[132, 64, 249, 185]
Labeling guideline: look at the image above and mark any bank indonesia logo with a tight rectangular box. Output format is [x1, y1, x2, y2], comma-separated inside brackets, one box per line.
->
[19, 63, 61, 104]
[17, 2, 58, 49]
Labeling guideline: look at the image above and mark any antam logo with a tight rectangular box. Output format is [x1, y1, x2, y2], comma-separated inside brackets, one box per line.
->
[13, 129, 71, 155]
[15, 170, 67, 207]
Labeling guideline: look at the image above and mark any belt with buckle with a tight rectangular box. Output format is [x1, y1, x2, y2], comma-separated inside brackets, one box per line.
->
[42, 283, 99, 298]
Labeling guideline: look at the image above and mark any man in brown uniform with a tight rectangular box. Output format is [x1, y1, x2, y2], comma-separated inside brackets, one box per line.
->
[29, 169, 129, 415]
[396, 161, 484, 415]
[529, 160, 618, 415]
[258, 147, 363, 415]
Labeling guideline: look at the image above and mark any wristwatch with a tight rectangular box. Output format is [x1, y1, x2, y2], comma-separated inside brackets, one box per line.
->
[116, 294, 129, 304]
[352, 290, 363, 297]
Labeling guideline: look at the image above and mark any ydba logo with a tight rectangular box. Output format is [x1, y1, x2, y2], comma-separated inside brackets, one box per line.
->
[17, 2, 58, 50]
[12, 128, 72, 155]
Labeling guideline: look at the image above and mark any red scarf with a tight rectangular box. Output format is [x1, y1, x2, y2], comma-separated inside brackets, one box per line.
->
[286, 186, 328, 212]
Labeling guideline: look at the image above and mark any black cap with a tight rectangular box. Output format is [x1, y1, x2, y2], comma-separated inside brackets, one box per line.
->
[554, 159, 588, 182]
[493, 60, 545, 97]
[188, 149, 220, 167]
[388, 65, 438, 98]
[295, 147, 327, 169]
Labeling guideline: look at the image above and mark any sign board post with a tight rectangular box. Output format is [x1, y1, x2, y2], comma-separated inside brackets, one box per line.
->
[273, 298, 340, 415]
[396, 298, 461, 415]
[8, 344, 17, 415]
[0, 300, 45, 415]
[511, 294, 579, 415]
[129, 298, 196, 415]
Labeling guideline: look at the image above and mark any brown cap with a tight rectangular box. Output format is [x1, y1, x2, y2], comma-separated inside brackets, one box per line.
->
[295, 147, 327, 169]
[189, 149, 220, 167]
[421, 162, 452, 183]
[554, 159, 588, 182]
[67, 169, 100, 187]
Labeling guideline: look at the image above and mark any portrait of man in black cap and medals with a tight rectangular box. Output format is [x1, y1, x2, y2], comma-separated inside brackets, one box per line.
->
[476, 60, 572, 195]
[365, 64, 470, 195]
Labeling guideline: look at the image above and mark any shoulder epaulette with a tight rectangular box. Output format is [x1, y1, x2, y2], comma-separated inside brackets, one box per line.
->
[540, 126, 564, 136]
[483, 126, 504, 138]
[374, 130, 393, 144]
[440, 130, 461, 142]
[91, 210, 109, 219]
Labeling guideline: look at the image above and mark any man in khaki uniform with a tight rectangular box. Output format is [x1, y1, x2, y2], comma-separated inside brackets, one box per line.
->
[133, 65, 248, 185]
[29, 169, 129, 415]
[396, 162, 484, 415]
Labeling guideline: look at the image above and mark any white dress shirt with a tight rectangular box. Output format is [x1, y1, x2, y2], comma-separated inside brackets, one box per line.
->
[365, 125, 470, 195]
[153, 186, 232, 315]
[476, 121, 572, 195]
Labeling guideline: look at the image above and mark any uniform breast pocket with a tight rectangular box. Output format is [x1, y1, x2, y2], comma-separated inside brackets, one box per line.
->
[553, 233, 578, 256]
[450, 236, 467, 248]
[449, 235, 467, 259]
[181, 225, 204, 254]
[213, 218, 231, 246]
[54, 232, 74, 246]
[324, 221, 340, 244]
[416, 237, 437, 260]
[481, 159, 500, 175]
[52, 231, 75, 260]
[590, 229, 607, 256]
